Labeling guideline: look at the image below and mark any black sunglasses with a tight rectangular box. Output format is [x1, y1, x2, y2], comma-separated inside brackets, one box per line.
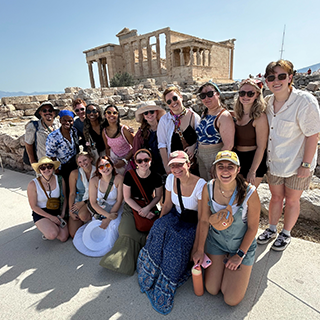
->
[86, 109, 98, 114]
[106, 110, 118, 115]
[143, 110, 155, 116]
[135, 158, 151, 164]
[41, 108, 53, 113]
[39, 164, 54, 171]
[266, 73, 287, 82]
[199, 91, 215, 100]
[239, 91, 256, 98]
[74, 107, 85, 113]
[166, 95, 178, 105]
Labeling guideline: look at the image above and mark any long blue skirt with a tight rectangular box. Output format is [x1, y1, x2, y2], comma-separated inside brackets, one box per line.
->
[137, 209, 197, 315]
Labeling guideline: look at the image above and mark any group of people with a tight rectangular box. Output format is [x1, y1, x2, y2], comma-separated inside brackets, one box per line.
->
[25, 59, 320, 314]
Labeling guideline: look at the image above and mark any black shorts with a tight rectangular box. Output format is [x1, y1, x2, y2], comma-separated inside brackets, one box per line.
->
[235, 149, 267, 178]
[32, 207, 60, 223]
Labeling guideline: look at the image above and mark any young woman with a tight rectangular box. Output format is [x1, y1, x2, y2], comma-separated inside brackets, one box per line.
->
[257, 60, 320, 251]
[196, 81, 235, 181]
[68, 150, 95, 238]
[193, 151, 260, 306]
[99, 149, 162, 275]
[233, 78, 268, 187]
[28, 157, 69, 241]
[137, 151, 206, 314]
[158, 86, 200, 175]
[83, 103, 105, 162]
[133, 100, 166, 176]
[102, 104, 134, 175]
[72, 156, 124, 257]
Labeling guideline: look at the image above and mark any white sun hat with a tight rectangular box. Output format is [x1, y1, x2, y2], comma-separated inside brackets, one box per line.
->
[81, 219, 110, 251]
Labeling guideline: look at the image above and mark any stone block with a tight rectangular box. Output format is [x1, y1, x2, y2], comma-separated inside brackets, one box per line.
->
[65, 87, 81, 94]
[118, 106, 129, 116]
[101, 88, 115, 97]
[111, 95, 122, 102]
[24, 109, 37, 116]
[127, 107, 137, 119]
[0, 104, 15, 112]
[31, 95, 49, 102]
[15, 102, 40, 110]
[2, 96, 32, 104]
[306, 81, 320, 92]
[7, 110, 24, 118]
[55, 99, 72, 107]
[48, 94, 62, 100]
[123, 94, 135, 101]
[116, 87, 134, 95]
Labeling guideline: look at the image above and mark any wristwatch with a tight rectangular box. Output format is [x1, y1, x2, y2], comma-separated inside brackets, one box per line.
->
[301, 162, 311, 169]
[236, 249, 246, 259]
[122, 158, 128, 165]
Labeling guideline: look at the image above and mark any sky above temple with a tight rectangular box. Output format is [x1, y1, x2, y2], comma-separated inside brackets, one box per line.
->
[1, 0, 319, 93]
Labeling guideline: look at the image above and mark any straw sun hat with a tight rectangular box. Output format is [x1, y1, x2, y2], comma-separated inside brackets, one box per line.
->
[135, 100, 166, 123]
[31, 156, 61, 174]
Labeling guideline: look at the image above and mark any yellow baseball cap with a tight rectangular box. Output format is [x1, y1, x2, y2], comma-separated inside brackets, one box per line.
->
[212, 151, 240, 166]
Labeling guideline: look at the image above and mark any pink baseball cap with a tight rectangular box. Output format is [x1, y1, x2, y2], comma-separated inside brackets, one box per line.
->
[168, 151, 189, 166]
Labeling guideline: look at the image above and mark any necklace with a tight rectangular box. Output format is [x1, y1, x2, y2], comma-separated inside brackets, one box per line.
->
[42, 174, 53, 197]
[219, 182, 235, 199]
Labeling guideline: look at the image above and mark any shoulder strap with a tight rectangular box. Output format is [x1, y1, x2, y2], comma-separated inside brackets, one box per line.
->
[214, 109, 225, 132]
[103, 175, 115, 200]
[228, 187, 238, 206]
[189, 112, 194, 125]
[128, 170, 150, 204]
[37, 177, 50, 200]
[176, 178, 185, 212]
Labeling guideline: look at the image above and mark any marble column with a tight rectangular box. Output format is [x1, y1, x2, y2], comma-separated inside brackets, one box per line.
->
[147, 37, 152, 75]
[189, 47, 194, 66]
[203, 49, 207, 66]
[87, 61, 95, 88]
[130, 42, 135, 75]
[102, 61, 109, 87]
[179, 48, 184, 66]
[156, 34, 161, 74]
[97, 59, 104, 88]
[196, 48, 201, 66]
[229, 48, 234, 80]
[138, 39, 143, 76]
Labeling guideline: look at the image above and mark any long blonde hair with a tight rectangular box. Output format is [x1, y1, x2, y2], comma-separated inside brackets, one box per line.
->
[234, 79, 266, 121]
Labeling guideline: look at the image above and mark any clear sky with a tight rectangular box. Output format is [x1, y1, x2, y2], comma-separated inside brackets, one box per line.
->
[1, 0, 320, 93]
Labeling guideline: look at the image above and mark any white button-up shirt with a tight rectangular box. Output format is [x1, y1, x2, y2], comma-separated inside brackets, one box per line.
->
[266, 87, 320, 177]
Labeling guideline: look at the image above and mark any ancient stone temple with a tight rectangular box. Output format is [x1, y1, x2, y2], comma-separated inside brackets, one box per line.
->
[83, 27, 236, 88]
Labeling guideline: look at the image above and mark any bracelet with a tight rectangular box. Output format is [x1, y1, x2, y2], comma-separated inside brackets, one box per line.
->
[301, 162, 311, 168]
[122, 158, 128, 165]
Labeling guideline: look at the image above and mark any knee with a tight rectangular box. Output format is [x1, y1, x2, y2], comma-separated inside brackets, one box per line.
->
[45, 229, 59, 240]
[205, 281, 220, 296]
[270, 193, 284, 203]
[223, 295, 243, 306]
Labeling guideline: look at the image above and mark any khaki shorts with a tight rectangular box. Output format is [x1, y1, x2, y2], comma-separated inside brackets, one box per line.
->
[267, 170, 313, 191]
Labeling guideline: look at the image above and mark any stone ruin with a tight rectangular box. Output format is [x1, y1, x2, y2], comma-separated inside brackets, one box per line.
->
[83, 27, 236, 88]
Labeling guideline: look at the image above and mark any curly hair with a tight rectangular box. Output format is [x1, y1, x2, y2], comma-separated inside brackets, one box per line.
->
[103, 104, 121, 138]
[83, 104, 104, 152]
[233, 79, 266, 121]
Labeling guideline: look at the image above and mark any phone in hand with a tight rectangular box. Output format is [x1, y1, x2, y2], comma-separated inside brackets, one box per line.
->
[57, 215, 67, 228]
[201, 254, 212, 269]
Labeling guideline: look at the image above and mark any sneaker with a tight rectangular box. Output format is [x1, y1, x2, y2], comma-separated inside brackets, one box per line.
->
[271, 232, 291, 251]
[257, 228, 277, 245]
[42, 235, 47, 241]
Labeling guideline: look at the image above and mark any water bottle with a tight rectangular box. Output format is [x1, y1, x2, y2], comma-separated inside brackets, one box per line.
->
[192, 265, 204, 296]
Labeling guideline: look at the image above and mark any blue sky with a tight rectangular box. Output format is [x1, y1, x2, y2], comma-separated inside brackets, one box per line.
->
[1, 0, 320, 93]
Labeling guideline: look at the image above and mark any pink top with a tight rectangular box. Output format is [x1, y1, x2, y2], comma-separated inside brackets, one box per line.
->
[104, 125, 132, 157]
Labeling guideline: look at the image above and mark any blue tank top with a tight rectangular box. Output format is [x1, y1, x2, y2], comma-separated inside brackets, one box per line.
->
[196, 115, 222, 144]
[75, 170, 86, 202]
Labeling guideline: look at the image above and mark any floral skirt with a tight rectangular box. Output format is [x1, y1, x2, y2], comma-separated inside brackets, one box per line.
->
[137, 209, 197, 315]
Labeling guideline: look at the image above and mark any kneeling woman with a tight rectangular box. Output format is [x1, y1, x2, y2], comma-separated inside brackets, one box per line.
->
[100, 149, 162, 275]
[27, 157, 69, 241]
[137, 151, 206, 315]
[192, 151, 260, 306]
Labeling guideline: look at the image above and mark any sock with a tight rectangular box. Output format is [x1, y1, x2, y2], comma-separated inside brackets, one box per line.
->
[269, 224, 277, 232]
[282, 229, 291, 237]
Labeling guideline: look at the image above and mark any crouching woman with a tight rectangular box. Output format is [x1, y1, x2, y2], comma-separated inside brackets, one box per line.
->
[192, 151, 260, 305]
[27, 157, 69, 241]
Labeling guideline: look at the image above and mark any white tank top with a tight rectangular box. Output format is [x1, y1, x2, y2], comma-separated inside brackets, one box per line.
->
[33, 175, 60, 208]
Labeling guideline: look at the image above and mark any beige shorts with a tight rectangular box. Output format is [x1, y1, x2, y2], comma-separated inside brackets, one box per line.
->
[267, 170, 313, 191]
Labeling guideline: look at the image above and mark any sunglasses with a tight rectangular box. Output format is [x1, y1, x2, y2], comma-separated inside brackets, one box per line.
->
[74, 108, 85, 113]
[41, 108, 53, 113]
[199, 91, 215, 100]
[169, 163, 185, 168]
[86, 109, 98, 114]
[106, 110, 119, 115]
[39, 164, 54, 171]
[98, 162, 111, 170]
[166, 95, 179, 105]
[135, 158, 151, 164]
[143, 110, 155, 116]
[239, 91, 255, 98]
[266, 73, 287, 82]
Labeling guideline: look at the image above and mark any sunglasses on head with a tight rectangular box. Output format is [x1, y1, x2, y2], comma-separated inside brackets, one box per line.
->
[39, 164, 54, 171]
[169, 163, 185, 168]
[199, 91, 215, 100]
[41, 108, 53, 113]
[135, 158, 151, 164]
[86, 109, 98, 114]
[98, 162, 111, 170]
[106, 110, 118, 115]
[266, 73, 287, 82]
[143, 110, 155, 116]
[239, 91, 256, 98]
[74, 107, 85, 113]
[166, 95, 179, 105]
